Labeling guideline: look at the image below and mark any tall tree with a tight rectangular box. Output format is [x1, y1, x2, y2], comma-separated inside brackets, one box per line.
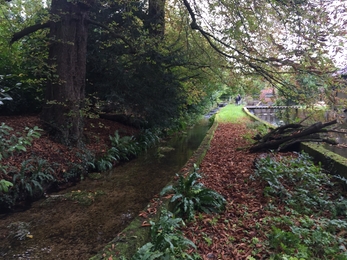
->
[40, 0, 90, 147]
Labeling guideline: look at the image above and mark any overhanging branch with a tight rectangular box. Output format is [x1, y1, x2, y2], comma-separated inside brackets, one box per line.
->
[11, 22, 50, 44]
[86, 19, 135, 53]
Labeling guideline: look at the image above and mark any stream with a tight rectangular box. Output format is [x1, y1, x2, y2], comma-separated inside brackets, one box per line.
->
[0, 119, 210, 259]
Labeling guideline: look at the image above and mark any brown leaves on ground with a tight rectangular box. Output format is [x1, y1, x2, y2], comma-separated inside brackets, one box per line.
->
[0, 115, 139, 184]
[182, 123, 271, 259]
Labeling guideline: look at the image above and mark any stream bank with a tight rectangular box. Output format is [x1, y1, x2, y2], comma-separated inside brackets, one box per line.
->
[90, 119, 219, 259]
[0, 118, 211, 259]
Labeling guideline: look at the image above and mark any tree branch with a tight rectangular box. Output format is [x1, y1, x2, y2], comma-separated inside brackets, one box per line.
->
[11, 22, 50, 44]
[86, 19, 135, 54]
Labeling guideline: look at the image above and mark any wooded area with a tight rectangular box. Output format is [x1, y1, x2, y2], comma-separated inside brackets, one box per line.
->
[1, 1, 347, 259]
[1, 0, 346, 147]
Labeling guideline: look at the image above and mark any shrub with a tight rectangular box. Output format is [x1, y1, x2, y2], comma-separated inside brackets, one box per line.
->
[160, 164, 226, 221]
[12, 158, 55, 200]
[252, 152, 347, 259]
[132, 210, 197, 260]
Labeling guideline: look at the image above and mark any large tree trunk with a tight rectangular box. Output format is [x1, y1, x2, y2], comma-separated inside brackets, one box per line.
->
[41, 0, 89, 147]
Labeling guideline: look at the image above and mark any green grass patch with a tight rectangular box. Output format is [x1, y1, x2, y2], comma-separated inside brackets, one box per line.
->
[215, 104, 249, 123]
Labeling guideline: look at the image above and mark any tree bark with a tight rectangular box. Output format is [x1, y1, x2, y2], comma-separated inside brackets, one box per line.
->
[41, 0, 90, 147]
[249, 120, 338, 152]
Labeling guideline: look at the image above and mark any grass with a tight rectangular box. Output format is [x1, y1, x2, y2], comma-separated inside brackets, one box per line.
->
[215, 104, 249, 123]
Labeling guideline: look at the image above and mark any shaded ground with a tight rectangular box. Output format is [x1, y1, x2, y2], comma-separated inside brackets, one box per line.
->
[1, 115, 296, 259]
[0, 115, 208, 259]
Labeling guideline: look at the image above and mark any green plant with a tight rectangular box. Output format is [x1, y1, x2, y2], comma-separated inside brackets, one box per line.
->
[136, 128, 160, 151]
[160, 164, 226, 221]
[246, 121, 270, 138]
[132, 210, 197, 260]
[251, 152, 338, 214]
[12, 158, 55, 199]
[0, 179, 13, 193]
[93, 129, 160, 172]
[269, 226, 308, 257]
[253, 152, 347, 259]
[94, 154, 115, 172]
[0, 124, 42, 160]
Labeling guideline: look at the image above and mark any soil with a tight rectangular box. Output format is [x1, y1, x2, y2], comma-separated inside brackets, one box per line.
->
[0, 115, 290, 259]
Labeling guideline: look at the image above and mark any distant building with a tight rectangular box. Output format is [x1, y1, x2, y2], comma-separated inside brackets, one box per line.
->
[259, 88, 276, 105]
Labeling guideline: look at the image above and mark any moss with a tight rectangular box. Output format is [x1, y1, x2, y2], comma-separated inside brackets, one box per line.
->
[64, 190, 105, 206]
[88, 172, 103, 180]
[89, 210, 154, 260]
[243, 107, 274, 129]
[300, 143, 347, 179]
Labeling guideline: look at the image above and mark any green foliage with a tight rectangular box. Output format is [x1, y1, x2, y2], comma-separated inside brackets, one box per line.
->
[252, 152, 347, 259]
[109, 131, 139, 160]
[86, 0, 228, 129]
[94, 129, 160, 172]
[275, 74, 327, 107]
[0, 123, 42, 160]
[0, 0, 49, 115]
[246, 121, 270, 137]
[0, 124, 44, 209]
[0, 179, 13, 193]
[131, 210, 197, 260]
[251, 152, 346, 215]
[160, 165, 226, 221]
[12, 158, 55, 199]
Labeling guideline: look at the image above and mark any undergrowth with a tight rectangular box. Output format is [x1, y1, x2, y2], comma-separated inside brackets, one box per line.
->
[0, 123, 50, 210]
[94, 129, 160, 172]
[0, 122, 160, 211]
[160, 164, 226, 221]
[118, 165, 226, 259]
[252, 152, 347, 259]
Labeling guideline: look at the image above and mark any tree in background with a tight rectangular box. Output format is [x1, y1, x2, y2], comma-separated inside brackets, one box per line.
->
[2, 0, 346, 146]
[0, 0, 48, 114]
[180, 0, 346, 94]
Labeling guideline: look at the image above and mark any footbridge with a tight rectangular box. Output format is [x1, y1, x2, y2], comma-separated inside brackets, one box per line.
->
[244, 106, 302, 125]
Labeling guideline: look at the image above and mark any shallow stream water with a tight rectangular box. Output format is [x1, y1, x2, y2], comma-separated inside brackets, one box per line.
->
[0, 119, 210, 259]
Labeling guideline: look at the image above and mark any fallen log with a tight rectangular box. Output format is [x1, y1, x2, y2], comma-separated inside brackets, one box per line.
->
[249, 119, 339, 153]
